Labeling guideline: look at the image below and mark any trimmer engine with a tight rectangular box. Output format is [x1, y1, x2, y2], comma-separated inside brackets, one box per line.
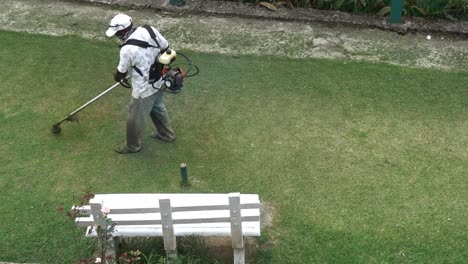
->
[163, 66, 185, 93]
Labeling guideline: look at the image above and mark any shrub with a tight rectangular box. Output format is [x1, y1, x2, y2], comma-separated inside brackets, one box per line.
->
[225, 0, 468, 19]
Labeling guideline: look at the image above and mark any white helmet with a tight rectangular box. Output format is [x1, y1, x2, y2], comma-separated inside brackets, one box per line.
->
[105, 14, 132, 37]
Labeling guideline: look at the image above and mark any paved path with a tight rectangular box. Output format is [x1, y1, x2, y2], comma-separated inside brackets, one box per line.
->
[0, 0, 466, 71]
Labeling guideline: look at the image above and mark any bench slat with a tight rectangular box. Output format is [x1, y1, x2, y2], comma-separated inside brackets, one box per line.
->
[172, 203, 260, 212]
[174, 215, 260, 225]
[85, 222, 261, 237]
[75, 216, 95, 226]
[92, 193, 259, 210]
[76, 203, 260, 215]
[76, 212, 260, 227]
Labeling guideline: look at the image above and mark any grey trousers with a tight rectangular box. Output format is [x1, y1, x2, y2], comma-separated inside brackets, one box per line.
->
[126, 90, 175, 151]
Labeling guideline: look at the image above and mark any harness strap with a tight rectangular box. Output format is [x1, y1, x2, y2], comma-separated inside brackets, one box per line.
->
[132, 66, 143, 76]
[119, 26, 167, 78]
[143, 25, 161, 48]
[121, 39, 156, 49]
[119, 26, 162, 49]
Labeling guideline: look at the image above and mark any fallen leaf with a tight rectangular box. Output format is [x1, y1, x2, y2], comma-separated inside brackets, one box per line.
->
[258, 2, 278, 12]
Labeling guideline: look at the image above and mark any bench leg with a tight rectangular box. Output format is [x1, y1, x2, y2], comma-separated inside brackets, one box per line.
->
[160, 199, 178, 264]
[166, 250, 178, 264]
[113, 237, 120, 259]
[103, 236, 120, 260]
[104, 243, 116, 260]
[233, 247, 245, 264]
[229, 194, 245, 264]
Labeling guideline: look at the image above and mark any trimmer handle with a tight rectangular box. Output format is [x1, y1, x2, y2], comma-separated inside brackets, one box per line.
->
[120, 79, 131, 88]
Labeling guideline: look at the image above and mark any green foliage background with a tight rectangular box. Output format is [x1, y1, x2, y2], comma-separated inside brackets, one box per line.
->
[233, 0, 468, 19]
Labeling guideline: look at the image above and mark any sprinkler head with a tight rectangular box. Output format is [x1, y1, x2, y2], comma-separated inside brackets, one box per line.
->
[51, 124, 61, 134]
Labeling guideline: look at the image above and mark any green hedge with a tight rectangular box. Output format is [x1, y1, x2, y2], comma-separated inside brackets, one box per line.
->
[229, 0, 468, 19]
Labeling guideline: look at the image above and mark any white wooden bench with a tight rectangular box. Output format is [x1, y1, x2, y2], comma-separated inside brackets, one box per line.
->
[74, 192, 261, 264]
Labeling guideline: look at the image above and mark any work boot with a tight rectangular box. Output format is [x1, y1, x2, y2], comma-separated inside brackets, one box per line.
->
[150, 132, 175, 142]
[114, 145, 142, 154]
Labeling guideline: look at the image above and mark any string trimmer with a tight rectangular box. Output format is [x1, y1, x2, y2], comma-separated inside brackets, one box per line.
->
[51, 80, 130, 134]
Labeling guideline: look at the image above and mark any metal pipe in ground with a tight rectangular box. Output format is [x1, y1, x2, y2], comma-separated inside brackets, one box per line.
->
[180, 163, 190, 187]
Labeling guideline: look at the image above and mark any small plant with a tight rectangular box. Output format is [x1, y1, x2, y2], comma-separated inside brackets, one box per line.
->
[57, 187, 95, 220]
[56, 188, 96, 262]
[95, 207, 117, 263]
[118, 250, 143, 263]
[57, 188, 117, 264]
[59, 190, 171, 264]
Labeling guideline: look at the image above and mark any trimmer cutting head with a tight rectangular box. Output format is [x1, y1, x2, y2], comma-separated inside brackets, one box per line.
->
[51, 124, 62, 134]
[49, 80, 123, 136]
[51, 114, 79, 135]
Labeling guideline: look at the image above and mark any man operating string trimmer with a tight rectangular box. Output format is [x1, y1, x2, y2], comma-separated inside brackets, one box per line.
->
[51, 14, 196, 145]
[106, 14, 176, 154]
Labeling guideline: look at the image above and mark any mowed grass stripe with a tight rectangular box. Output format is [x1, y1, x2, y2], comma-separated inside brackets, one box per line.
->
[0, 30, 466, 263]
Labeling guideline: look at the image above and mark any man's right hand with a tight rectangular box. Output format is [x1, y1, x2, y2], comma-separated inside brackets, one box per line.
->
[114, 70, 127, 83]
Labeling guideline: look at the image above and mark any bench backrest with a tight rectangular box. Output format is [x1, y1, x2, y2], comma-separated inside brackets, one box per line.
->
[75, 193, 261, 241]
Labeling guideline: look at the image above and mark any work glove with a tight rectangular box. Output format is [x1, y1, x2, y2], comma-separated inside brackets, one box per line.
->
[114, 70, 127, 82]
[114, 70, 130, 88]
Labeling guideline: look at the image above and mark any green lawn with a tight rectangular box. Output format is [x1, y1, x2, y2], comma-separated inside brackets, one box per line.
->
[0, 30, 467, 263]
